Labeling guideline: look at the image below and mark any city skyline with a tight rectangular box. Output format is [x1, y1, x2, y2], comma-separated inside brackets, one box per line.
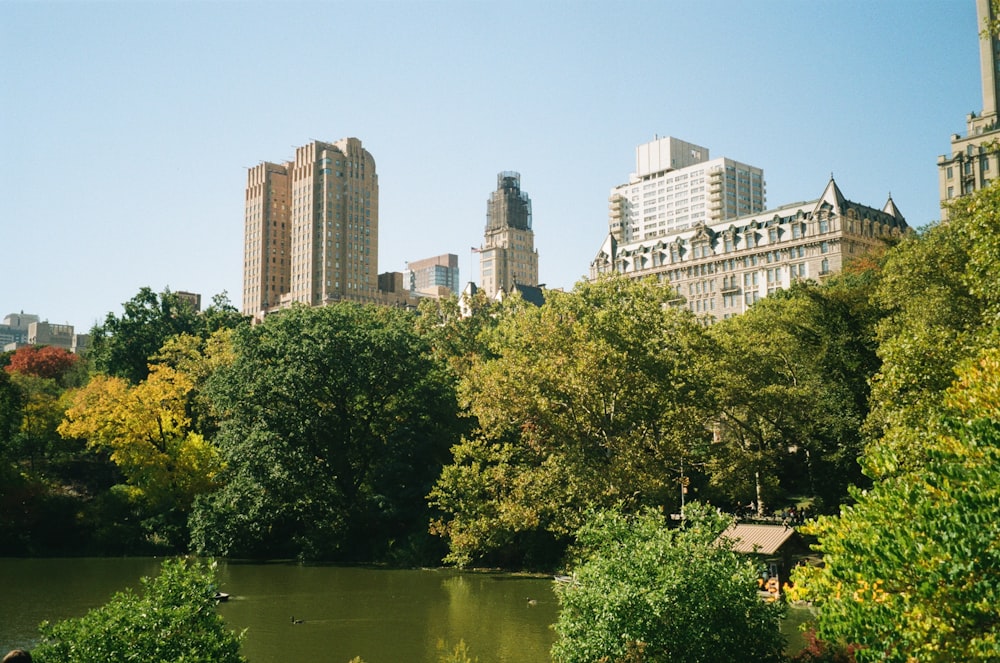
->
[2, 1, 981, 331]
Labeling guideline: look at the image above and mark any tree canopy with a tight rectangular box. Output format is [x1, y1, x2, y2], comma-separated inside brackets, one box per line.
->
[703, 281, 874, 514]
[190, 303, 463, 562]
[429, 276, 712, 567]
[88, 288, 246, 384]
[865, 185, 1000, 475]
[792, 348, 1000, 661]
[4, 345, 80, 383]
[552, 504, 786, 663]
[58, 364, 224, 548]
[32, 557, 244, 663]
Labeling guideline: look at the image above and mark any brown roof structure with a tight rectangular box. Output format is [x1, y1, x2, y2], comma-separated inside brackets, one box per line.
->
[716, 523, 798, 555]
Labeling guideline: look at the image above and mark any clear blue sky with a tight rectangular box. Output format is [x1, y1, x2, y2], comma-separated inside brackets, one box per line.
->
[0, 0, 981, 332]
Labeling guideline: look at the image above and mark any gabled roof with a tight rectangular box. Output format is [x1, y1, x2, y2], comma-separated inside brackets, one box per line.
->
[715, 523, 798, 555]
[814, 176, 847, 216]
[883, 195, 903, 220]
[495, 283, 545, 307]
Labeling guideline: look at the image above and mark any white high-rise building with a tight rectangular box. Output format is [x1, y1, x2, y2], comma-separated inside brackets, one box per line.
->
[608, 136, 766, 244]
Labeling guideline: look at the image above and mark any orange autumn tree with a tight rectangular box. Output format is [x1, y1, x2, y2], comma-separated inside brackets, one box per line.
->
[5, 345, 80, 382]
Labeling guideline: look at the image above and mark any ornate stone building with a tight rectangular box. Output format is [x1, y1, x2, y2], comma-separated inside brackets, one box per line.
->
[479, 172, 539, 298]
[938, 0, 1000, 217]
[591, 178, 907, 322]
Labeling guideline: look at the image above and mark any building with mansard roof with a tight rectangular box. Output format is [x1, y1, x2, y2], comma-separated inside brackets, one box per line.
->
[590, 178, 907, 322]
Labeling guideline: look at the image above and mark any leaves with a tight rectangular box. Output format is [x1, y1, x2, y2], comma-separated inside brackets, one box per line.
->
[190, 303, 462, 562]
[429, 275, 712, 567]
[866, 183, 1000, 473]
[551, 505, 785, 663]
[32, 558, 245, 663]
[704, 285, 870, 513]
[4, 345, 80, 382]
[58, 365, 223, 514]
[88, 287, 248, 385]
[793, 348, 1000, 662]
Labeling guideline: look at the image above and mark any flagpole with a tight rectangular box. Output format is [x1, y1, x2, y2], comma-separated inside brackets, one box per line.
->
[470, 246, 481, 288]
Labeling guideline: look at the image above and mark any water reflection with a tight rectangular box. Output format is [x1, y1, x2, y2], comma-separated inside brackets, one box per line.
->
[0, 558, 810, 660]
[0, 559, 558, 662]
[214, 564, 558, 663]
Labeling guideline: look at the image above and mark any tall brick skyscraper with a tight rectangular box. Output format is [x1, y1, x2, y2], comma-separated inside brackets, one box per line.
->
[243, 137, 378, 319]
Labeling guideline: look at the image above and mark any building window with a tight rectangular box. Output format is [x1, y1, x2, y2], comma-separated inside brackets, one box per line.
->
[821, 258, 830, 274]
[947, 166, 954, 179]
[792, 224, 803, 239]
[819, 218, 830, 233]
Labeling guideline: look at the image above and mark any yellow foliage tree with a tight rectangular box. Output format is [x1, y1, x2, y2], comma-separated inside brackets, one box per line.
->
[791, 348, 1000, 661]
[59, 364, 223, 511]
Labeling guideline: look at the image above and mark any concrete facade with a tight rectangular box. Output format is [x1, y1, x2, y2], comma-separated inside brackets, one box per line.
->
[0, 312, 39, 348]
[609, 136, 766, 244]
[407, 253, 460, 297]
[2, 314, 88, 354]
[591, 178, 907, 322]
[938, 0, 1000, 217]
[243, 138, 417, 320]
[480, 172, 539, 298]
[28, 321, 75, 351]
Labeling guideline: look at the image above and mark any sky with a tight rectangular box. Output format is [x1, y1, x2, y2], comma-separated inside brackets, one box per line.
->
[0, 0, 983, 332]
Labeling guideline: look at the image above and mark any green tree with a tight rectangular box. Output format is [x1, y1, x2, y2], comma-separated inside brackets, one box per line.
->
[88, 287, 247, 385]
[198, 291, 249, 336]
[865, 183, 1000, 475]
[7, 373, 69, 472]
[551, 504, 785, 663]
[0, 369, 24, 451]
[703, 282, 874, 514]
[191, 303, 462, 562]
[151, 328, 238, 438]
[414, 289, 499, 380]
[792, 348, 1000, 662]
[0, 361, 109, 555]
[32, 557, 244, 663]
[429, 275, 712, 567]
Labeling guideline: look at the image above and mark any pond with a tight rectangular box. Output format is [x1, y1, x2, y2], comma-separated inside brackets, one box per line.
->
[0, 558, 811, 661]
[0, 558, 558, 662]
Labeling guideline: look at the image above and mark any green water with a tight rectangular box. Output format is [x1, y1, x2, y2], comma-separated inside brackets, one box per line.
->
[0, 558, 558, 662]
[0, 558, 812, 661]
